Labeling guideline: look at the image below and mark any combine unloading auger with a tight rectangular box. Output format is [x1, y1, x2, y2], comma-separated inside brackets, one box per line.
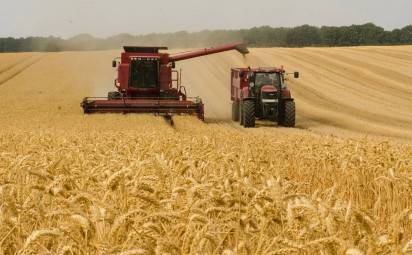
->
[81, 43, 248, 120]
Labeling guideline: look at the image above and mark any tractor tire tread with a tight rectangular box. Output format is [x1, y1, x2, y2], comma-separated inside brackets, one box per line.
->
[282, 101, 295, 127]
[242, 100, 256, 128]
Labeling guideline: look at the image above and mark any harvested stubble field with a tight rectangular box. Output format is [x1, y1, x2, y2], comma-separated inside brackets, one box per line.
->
[0, 46, 412, 254]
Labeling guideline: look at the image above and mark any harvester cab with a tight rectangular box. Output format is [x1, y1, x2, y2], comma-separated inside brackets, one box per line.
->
[81, 43, 249, 120]
[231, 67, 299, 128]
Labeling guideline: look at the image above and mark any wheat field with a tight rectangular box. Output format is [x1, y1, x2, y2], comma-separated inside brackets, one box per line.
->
[0, 47, 412, 254]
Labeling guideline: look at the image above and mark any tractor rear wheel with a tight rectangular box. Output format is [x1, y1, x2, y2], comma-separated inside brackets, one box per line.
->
[281, 101, 295, 127]
[242, 100, 256, 128]
[232, 101, 240, 122]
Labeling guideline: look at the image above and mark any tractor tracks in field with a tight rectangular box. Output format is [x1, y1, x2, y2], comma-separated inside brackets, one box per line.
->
[0, 59, 28, 75]
[0, 55, 45, 86]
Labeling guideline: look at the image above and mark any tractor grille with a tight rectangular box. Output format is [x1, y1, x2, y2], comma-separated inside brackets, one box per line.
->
[262, 91, 278, 103]
[262, 92, 278, 99]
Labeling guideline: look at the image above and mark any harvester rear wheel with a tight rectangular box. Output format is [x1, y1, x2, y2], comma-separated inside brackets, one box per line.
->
[242, 100, 255, 128]
[232, 101, 239, 122]
[281, 101, 295, 127]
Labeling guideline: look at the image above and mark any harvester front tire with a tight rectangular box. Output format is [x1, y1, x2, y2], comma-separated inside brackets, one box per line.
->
[232, 101, 240, 122]
[242, 100, 255, 128]
[282, 101, 295, 127]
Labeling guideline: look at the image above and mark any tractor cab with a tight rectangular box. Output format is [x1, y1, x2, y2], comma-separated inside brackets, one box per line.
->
[248, 71, 291, 102]
[253, 72, 279, 87]
[249, 72, 282, 94]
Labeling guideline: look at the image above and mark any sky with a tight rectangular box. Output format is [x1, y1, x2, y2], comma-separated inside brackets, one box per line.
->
[1, 0, 411, 38]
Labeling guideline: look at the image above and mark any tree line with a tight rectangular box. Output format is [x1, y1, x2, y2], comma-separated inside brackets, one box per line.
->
[1, 23, 412, 52]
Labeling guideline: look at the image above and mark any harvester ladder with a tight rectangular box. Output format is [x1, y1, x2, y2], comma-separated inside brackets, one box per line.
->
[171, 69, 182, 90]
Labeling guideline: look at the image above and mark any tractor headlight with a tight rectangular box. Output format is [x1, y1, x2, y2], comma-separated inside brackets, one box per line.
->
[250, 82, 255, 88]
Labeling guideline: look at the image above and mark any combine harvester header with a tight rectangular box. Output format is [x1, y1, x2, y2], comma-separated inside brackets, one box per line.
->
[81, 43, 249, 120]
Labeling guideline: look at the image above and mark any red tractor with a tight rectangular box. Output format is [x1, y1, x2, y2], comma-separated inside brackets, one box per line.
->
[81, 43, 248, 120]
[231, 67, 299, 127]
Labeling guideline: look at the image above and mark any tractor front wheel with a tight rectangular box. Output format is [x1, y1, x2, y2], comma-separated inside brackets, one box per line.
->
[242, 100, 256, 128]
[281, 101, 295, 127]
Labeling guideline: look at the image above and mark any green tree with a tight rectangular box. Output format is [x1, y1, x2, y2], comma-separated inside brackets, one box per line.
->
[400, 25, 412, 44]
[286, 25, 321, 47]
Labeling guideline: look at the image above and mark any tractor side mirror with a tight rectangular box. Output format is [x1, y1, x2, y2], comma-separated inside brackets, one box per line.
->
[112, 60, 117, 68]
[294, 72, 299, 79]
[171, 62, 176, 69]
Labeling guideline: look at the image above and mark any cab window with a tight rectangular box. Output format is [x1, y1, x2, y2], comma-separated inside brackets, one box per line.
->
[129, 59, 159, 89]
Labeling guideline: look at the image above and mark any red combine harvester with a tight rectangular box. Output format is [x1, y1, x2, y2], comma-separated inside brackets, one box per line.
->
[81, 43, 248, 120]
[231, 67, 299, 128]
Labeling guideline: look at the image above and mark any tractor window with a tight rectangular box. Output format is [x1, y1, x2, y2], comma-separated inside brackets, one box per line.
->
[254, 73, 280, 87]
[129, 59, 159, 89]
